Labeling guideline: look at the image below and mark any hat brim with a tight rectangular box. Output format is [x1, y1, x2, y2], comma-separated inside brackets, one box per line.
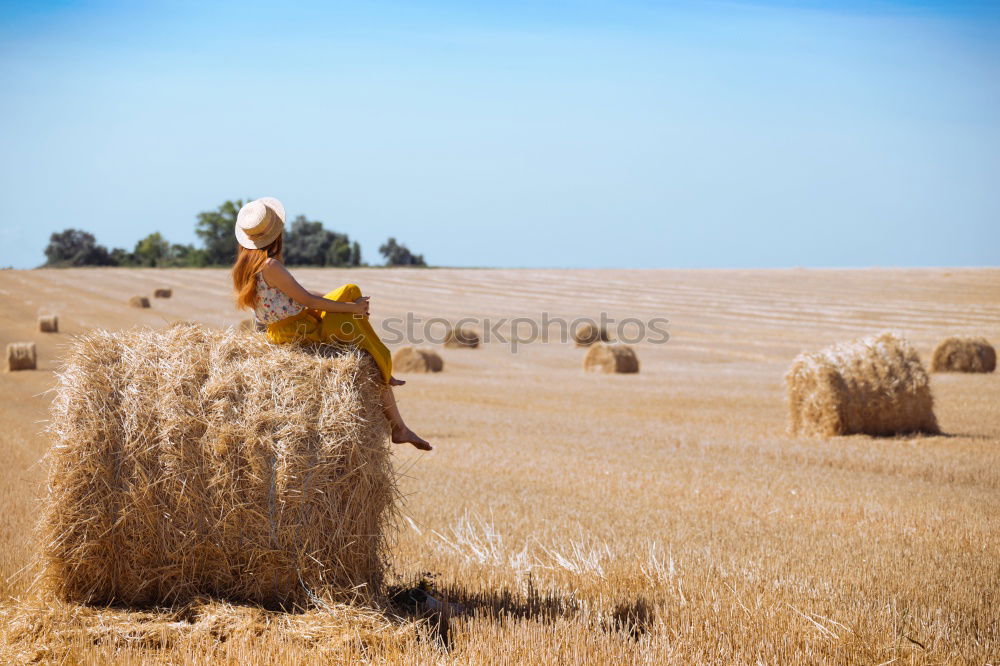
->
[235, 197, 286, 250]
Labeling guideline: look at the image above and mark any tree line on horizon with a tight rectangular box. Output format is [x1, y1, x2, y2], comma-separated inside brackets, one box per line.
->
[42, 199, 427, 268]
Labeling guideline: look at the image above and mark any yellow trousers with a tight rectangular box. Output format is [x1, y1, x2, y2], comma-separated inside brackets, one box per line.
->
[265, 283, 392, 384]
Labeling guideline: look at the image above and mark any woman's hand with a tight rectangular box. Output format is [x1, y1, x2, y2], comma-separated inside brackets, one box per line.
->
[350, 296, 370, 316]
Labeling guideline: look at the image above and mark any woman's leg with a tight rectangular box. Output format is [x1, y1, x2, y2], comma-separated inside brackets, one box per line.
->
[318, 284, 396, 384]
[382, 385, 432, 450]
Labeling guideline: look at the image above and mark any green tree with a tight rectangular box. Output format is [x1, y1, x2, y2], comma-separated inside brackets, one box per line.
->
[350, 241, 362, 267]
[284, 215, 360, 267]
[379, 237, 426, 267]
[109, 247, 134, 266]
[132, 232, 171, 267]
[43, 229, 116, 267]
[170, 243, 207, 267]
[195, 199, 244, 266]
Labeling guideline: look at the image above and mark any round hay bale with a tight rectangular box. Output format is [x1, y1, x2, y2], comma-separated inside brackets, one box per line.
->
[128, 296, 150, 308]
[583, 343, 639, 374]
[931, 336, 995, 373]
[38, 314, 59, 333]
[154, 288, 172, 299]
[7, 342, 37, 371]
[40, 326, 395, 608]
[444, 326, 479, 349]
[785, 331, 939, 437]
[572, 322, 609, 347]
[392, 346, 443, 373]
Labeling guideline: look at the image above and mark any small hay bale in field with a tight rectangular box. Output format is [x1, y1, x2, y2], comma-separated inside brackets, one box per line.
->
[931, 336, 996, 373]
[128, 296, 150, 308]
[572, 322, 609, 347]
[785, 331, 939, 437]
[392, 346, 443, 373]
[41, 325, 395, 608]
[7, 342, 37, 371]
[38, 314, 59, 333]
[153, 288, 172, 299]
[583, 343, 639, 374]
[444, 326, 479, 349]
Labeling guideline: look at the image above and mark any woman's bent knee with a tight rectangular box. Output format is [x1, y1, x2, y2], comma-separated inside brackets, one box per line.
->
[324, 283, 362, 302]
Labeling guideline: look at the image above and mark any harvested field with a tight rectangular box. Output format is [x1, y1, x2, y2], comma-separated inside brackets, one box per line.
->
[0, 267, 998, 664]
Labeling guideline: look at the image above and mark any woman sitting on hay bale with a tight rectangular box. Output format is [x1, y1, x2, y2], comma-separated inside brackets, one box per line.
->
[232, 197, 430, 451]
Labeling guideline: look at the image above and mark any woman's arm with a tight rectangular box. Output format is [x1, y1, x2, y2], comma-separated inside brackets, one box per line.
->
[261, 260, 369, 315]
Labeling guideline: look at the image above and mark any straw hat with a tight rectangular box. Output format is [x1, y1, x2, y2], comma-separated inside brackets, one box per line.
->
[235, 197, 286, 249]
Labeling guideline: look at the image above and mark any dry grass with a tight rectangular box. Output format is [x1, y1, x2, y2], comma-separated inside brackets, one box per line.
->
[931, 336, 996, 373]
[0, 267, 998, 664]
[786, 331, 939, 437]
[128, 296, 150, 308]
[583, 343, 639, 373]
[392, 346, 443, 373]
[154, 288, 172, 299]
[40, 324, 395, 608]
[0, 596, 431, 664]
[572, 322, 609, 346]
[38, 315, 58, 333]
[6, 342, 36, 371]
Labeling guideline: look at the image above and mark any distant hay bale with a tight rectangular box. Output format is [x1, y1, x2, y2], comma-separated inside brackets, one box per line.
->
[392, 346, 443, 373]
[7, 342, 37, 371]
[572, 322, 609, 347]
[786, 331, 939, 437]
[128, 296, 150, 308]
[931, 337, 995, 373]
[444, 326, 479, 349]
[38, 315, 59, 333]
[40, 326, 396, 608]
[583, 343, 639, 374]
[153, 288, 172, 299]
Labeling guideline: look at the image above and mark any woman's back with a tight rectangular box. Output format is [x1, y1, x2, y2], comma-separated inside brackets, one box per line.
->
[254, 270, 304, 324]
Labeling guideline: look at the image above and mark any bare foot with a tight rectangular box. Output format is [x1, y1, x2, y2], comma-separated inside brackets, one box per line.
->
[389, 376, 406, 387]
[391, 426, 432, 451]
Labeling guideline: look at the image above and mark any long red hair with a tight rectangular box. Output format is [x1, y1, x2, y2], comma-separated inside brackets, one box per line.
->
[232, 235, 283, 310]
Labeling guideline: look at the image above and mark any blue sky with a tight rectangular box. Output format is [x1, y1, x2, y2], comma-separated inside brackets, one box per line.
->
[1, 0, 998, 268]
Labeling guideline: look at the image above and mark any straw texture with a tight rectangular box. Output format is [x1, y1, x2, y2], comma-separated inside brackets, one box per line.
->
[40, 324, 396, 608]
[239, 319, 266, 333]
[391, 347, 443, 373]
[583, 344, 639, 373]
[786, 331, 939, 437]
[7, 342, 37, 371]
[931, 336, 995, 373]
[39, 315, 59, 333]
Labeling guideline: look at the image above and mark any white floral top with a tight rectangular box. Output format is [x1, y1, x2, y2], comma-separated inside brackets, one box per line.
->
[254, 272, 304, 324]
